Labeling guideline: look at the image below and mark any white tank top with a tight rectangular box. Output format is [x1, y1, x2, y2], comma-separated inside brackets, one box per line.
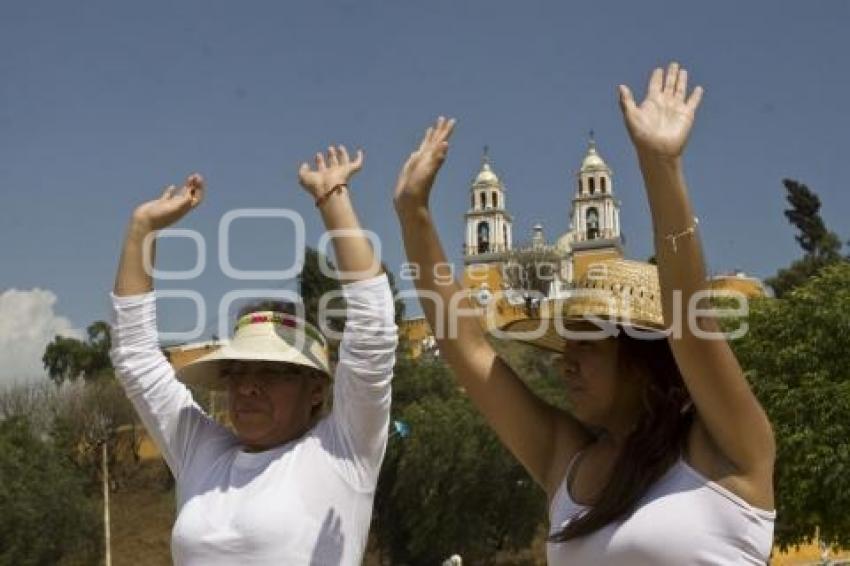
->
[547, 452, 775, 565]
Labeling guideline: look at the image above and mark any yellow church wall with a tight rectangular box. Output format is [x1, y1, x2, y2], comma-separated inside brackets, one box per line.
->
[572, 248, 624, 282]
[462, 262, 505, 291]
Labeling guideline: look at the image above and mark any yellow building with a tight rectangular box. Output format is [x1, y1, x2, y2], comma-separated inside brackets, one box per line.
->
[166, 339, 226, 369]
[462, 137, 623, 298]
[399, 316, 435, 358]
[709, 270, 768, 299]
[119, 340, 228, 462]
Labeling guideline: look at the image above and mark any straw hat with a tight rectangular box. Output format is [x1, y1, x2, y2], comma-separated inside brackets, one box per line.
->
[501, 259, 667, 352]
[176, 311, 331, 389]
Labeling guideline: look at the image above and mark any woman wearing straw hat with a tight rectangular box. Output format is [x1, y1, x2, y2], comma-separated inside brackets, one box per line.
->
[393, 62, 775, 564]
[109, 146, 397, 565]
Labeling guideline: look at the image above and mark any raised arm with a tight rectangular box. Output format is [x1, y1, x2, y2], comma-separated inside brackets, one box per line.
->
[298, 147, 398, 488]
[393, 118, 591, 495]
[618, 63, 775, 498]
[110, 175, 228, 478]
[298, 146, 380, 281]
[113, 174, 204, 296]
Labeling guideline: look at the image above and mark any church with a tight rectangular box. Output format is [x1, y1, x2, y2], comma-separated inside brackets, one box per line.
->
[461, 134, 625, 313]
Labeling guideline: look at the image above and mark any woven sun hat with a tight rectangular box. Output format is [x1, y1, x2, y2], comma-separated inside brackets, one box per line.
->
[501, 259, 668, 353]
[176, 311, 331, 390]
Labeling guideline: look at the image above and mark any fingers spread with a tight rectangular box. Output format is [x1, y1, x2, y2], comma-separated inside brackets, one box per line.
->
[686, 85, 704, 112]
[352, 149, 364, 170]
[327, 146, 339, 167]
[675, 68, 688, 100]
[438, 117, 456, 142]
[315, 152, 326, 170]
[664, 61, 680, 94]
[648, 67, 664, 95]
[434, 116, 446, 138]
[618, 84, 637, 114]
[338, 145, 350, 165]
[419, 127, 434, 151]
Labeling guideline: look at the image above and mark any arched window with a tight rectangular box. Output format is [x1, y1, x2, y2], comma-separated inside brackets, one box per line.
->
[492, 191, 498, 208]
[601, 177, 607, 193]
[477, 221, 490, 253]
[588, 177, 596, 194]
[503, 224, 508, 250]
[480, 192, 486, 209]
[586, 208, 600, 240]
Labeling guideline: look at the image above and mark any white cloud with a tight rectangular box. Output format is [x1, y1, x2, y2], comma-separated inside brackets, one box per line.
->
[0, 288, 83, 387]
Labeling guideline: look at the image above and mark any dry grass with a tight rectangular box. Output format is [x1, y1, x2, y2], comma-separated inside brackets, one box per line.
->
[108, 461, 174, 566]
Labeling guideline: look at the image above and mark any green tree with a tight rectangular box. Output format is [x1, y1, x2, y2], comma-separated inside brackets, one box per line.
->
[373, 343, 559, 564]
[240, 246, 405, 335]
[766, 179, 845, 298]
[42, 321, 112, 386]
[730, 262, 850, 548]
[0, 416, 101, 565]
[299, 246, 346, 333]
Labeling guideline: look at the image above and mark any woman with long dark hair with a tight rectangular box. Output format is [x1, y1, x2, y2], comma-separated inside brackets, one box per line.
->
[392, 62, 775, 563]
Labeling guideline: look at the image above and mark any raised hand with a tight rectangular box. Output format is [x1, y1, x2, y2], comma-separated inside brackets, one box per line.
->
[298, 145, 364, 202]
[132, 173, 205, 232]
[393, 116, 456, 212]
[619, 62, 703, 159]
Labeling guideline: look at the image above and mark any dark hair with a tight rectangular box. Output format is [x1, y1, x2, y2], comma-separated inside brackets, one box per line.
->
[550, 330, 694, 542]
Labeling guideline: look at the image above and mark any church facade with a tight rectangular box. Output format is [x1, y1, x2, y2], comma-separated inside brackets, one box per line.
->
[400, 135, 766, 355]
[461, 136, 625, 310]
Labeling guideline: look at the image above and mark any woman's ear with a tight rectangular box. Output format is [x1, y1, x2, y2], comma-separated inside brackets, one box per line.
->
[310, 376, 329, 407]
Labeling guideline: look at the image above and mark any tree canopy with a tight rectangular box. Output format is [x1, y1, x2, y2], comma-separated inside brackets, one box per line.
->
[731, 262, 850, 548]
[0, 416, 101, 565]
[766, 179, 845, 298]
[372, 339, 562, 564]
[42, 321, 112, 386]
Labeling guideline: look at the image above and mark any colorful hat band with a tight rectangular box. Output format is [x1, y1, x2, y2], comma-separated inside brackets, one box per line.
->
[234, 312, 328, 348]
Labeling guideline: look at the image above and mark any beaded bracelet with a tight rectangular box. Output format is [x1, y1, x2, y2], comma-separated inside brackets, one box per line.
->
[315, 183, 347, 208]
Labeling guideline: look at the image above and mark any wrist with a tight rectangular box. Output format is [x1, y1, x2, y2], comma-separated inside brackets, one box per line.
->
[636, 149, 683, 170]
[395, 201, 431, 224]
[315, 183, 348, 208]
[128, 215, 155, 240]
[393, 191, 430, 215]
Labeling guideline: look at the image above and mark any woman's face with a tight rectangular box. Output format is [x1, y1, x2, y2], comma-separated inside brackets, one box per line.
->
[557, 337, 644, 429]
[224, 361, 327, 451]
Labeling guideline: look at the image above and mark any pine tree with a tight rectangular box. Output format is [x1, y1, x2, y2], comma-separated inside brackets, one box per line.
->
[766, 179, 844, 297]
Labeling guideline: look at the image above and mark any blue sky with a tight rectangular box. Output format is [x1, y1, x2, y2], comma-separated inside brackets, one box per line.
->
[1, 0, 848, 380]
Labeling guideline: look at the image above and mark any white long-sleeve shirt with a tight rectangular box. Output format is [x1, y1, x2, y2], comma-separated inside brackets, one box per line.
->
[109, 274, 398, 566]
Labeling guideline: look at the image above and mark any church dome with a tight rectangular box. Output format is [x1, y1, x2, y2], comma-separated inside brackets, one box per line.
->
[579, 132, 611, 173]
[556, 230, 574, 252]
[475, 162, 500, 185]
[581, 145, 609, 171]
